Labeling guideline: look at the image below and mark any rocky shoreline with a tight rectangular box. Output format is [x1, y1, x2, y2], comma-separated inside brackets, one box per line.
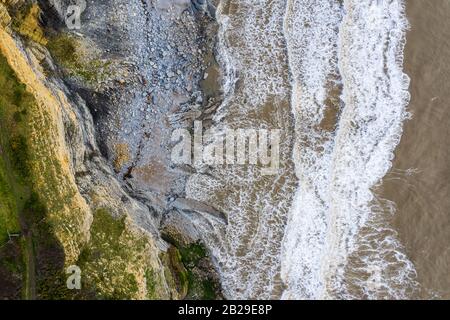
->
[0, 0, 223, 299]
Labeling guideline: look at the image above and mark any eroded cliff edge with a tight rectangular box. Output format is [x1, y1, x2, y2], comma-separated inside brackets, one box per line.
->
[0, 0, 222, 300]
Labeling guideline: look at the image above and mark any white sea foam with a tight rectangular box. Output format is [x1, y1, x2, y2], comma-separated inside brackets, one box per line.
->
[281, 0, 418, 299]
[185, 0, 418, 300]
[281, 0, 343, 298]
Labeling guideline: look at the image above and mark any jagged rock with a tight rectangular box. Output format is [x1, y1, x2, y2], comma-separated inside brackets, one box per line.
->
[161, 210, 201, 246]
[0, 0, 223, 300]
[171, 198, 227, 224]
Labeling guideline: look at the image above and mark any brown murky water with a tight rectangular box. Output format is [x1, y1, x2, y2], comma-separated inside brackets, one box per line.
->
[184, 0, 449, 299]
[380, 0, 450, 299]
[186, 0, 298, 299]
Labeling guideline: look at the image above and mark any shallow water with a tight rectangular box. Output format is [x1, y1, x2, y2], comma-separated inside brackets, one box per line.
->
[186, 0, 449, 299]
[187, 1, 297, 299]
[380, 0, 450, 299]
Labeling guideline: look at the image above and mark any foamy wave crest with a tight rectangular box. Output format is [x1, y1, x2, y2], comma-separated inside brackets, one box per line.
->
[281, 0, 343, 299]
[185, 0, 296, 299]
[281, 0, 418, 299]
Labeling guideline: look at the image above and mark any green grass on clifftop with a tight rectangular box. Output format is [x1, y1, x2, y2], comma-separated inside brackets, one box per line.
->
[0, 52, 33, 245]
[0, 51, 34, 299]
[0, 52, 66, 300]
[77, 208, 159, 299]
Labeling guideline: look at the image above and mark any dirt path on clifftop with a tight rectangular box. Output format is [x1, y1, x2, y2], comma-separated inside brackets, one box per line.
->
[21, 218, 36, 300]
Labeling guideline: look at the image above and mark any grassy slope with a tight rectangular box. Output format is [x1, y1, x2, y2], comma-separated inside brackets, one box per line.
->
[47, 34, 112, 84]
[0, 27, 171, 300]
[0, 51, 35, 299]
[0, 50, 66, 300]
[0, 4, 85, 298]
[77, 209, 157, 299]
[0, 46, 140, 300]
[0, 52, 30, 238]
[0, 53, 33, 245]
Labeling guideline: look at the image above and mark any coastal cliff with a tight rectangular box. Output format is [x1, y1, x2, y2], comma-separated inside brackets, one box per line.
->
[0, 0, 222, 300]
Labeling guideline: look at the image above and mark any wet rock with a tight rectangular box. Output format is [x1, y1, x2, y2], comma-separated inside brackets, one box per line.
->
[171, 198, 227, 224]
[161, 210, 201, 246]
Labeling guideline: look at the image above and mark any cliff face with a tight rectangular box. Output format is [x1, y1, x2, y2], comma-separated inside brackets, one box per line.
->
[0, 0, 221, 300]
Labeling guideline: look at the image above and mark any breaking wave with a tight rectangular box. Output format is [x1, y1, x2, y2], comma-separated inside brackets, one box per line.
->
[186, 0, 418, 299]
[281, 0, 418, 299]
